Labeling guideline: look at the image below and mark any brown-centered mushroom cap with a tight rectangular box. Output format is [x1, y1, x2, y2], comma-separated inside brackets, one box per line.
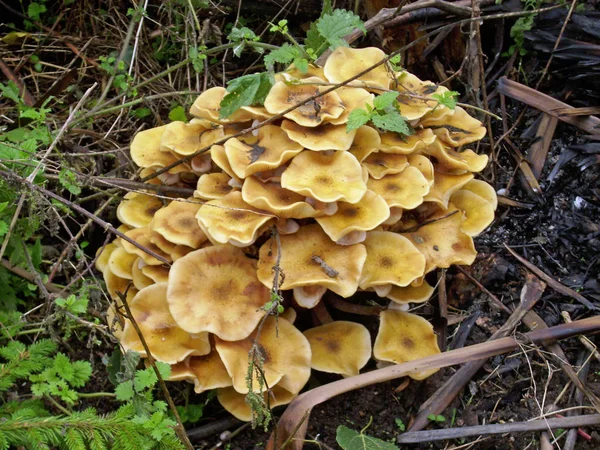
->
[217, 385, 296, 422]
[167, 245, 269, 341]
[362, 152, 409, 179]
[449, 190, 495, 237]
[264, 77, 344, 127]
[367, 166, 430, 210]
[257, 224, 367, 298]
[419, 106, 486, 147]
[215, 316, 311, 394]
[171, 350, 233, 393]
[120, 283, 211, 364]
[116, 192, 164, 229]
[152, 199, 207, 248]
[303, 321, 371, 377]
[281, 120, 356, 151]
[196, 191, 274, 247]
[160, 121, 214, 156]
[194, 173, 235, 200]
[349, 125, 381, 162]
[379, 128, 436, 154]
[423, 168, 474, 209]
[373, 309, 441, 380]
[324, 47, 391, 90]
[461, 179, 498, 210]
[281, 151, 367, 204]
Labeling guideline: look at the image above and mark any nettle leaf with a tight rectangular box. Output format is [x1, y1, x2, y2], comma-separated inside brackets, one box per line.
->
[115, 380, 134, 401]
[155, 361, 171, 380]
[316, 9, 366, 50]
[168, 105, 187, 123]
[336, 425, 399, 450]
[346, 108, 371, 132]
[372, 92, 399, 110]
[58, 168, 81, 195]
[70, 360, 92, 387]
[264, 43, 307, 72]
[134, 367, 157, 392]
[432, 90, 459, 110]
[371, 110, 411, 135]
[219, 72, 273, 119]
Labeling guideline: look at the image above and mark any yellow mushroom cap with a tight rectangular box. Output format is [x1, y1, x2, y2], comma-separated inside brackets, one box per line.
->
[395, 72, 449, 121]
[121, 226, 173, 266]
[264, 77, 344, 127]
[303, 321, 371, 377]
[324, 47, 391, 90]
[329, 87, 375, 125]
[316, 190, 390, 242]
[96, 242, 118, 273]
[449, 190, 495, 237]
[152, 199, 207, 248]
[420, 106, 486, 147]
[217, 385, 296, 422]
[196, 191, 274, 247]
[172, 351, 233, 393]
[140, 264, 169, 284]
[424, 140, 488, 173]
[167, 245, 269, 341]
[210, 144, 240, 181]
[107, 246, 137, 280]
[257, 224, 367, 298]
[281, 151, 367, 203]
[131, 258, 154, 290]
[130, 125, 189, 171]
[116, 192, 164, 229]
[423, 169, 474, 209]
[373, 310, 441, 380]
[387, 280, 435, 306]
[367, 166, 430, 210]
[103, 265, 130, 300]
[194, 173, 235, 200]
[120, 283, 211, 364]
[215, 316, 311, 394]
[359, 231, 426, 291]
[224, 125, 303, 178]
[462, 179, 498, 210]
[349, 125, 381, 162]
[403, 210, 477, 274]
[160, 121, 214, 156]
[379, 128, 436, 154]
[190, 87, 259, 123]
[407, 154, 435, 186]
[362, 152, 409, 179]
[242, 176, 320, 219]
[281, 120, 356, 151]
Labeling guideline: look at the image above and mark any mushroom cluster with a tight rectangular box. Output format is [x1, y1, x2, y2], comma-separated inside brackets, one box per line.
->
[98, 47, 496, 421]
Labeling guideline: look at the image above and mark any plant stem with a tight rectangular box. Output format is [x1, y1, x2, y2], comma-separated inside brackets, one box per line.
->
[77, 392, 117, 399]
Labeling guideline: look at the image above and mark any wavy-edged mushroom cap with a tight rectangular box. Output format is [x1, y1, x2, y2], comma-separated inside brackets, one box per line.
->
[349, 125, 381, 162]
[257, 224, 367, 298]
[224, 125, 303, 178]
[121, 226, 173, 266]
[131, 125, 189, 171]
[152, 199, 207, 248]
[462, 179, 498, 210]
[264, 77, 344, 127]
[242, 177, 320, 219]
[194, 173, 235, 200]
[140, 264, 169, 283]
[116, 192, 164, 229]
[281, 151, 367, 203]
[131, 258, 154, 290]
[96, 242, 118, 273]
[171, 351, 233, 393]
[120, 283, 211, 364]
[304, 321, 371, 377]
[394, 72, 449, 121]
[167, 245, 269, 341]
[367, 166, 430, 210]
[324, 47, 390, 90]
[329, 87, 375, 125]
[279, 63, 325, 81]
[359, 231, 425, 293]
[407, 154, 435, 186]
[387, 280, 435, 306]
[103, 265, 130, 300]
[403, 210, 477, 273]
[423, 169, 474, 209]
[210, 144, 242, 183]
[160, 121, 214, 156]
[424, 140, 488, 173]
[420, 106, 486, 147]
[449, 190, 495, 237]
[215, 316, 311, 394]
[362, 152, 409, 179]
[190, 87, 262, 123]
[374, 310, 441, 380]
[281, 120, 356, 151]
[196, 191, 274, 247]
[217, 385, 296, 421]
[107, 246, 137, 280]
[379, 128, 436, 154]
[316, 191, 390, 243]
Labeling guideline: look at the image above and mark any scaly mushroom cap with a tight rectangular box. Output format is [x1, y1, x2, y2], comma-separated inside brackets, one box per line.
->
[171, 351, 233, 393]
[264, 77, 345, 127]
[224, 125, 303, 178]
[281, 151, 367, 203]
[303, 321, 371, 377]
[120, 283, 211, 364]
[462, 179, 498, 210]
[367, 166, 430, 209]
[196, 191, 274, 247]
[329, 87, 375, 125]
[116, 192, 164, 228]
[403, 210, 477, 273]
[130, 125, 190, 172]
[121, 226, 173, 266]
[215, 316, 311, 394]
[257, 224, 367, 298]
[359, 231, 426, 291]
[362, 152, 409, 179]
[324, 47, 391, 90]
[131, 258, 154, 290]
[152, 199, 207, 248]
[449, 190, 495, 237]
[242, 177, 320, 219]
[387, 280, 435, 306]
[407, 154, 435, 186]
[379, 128, 436, 154]
[194, 173, 235, 200]
[160, 121, 214, 156]
[107, 246, 137, 280]
[349, 125, 381, 162]
[315, 191, 390, 243]
[374, 310, 441, 380]
[167, 245, 269, 341]
[420, 106, 486, 147]
[423, 169, 474, 209]
[96, 242, 118, 272]
[394, 72, 450, 121]
[281, 120, 356, 151]
[217, 385, 296, 422]
[423, 140, 488, 173]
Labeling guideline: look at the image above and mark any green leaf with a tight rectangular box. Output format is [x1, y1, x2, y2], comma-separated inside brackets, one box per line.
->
[316, 9, 366, 50]
[70, 360, 92, 387]
[27, 3, 47, 22]
[336, 426, 399, 450]
[0, 82, 21, 104]
[132, 107, 151, 119]
[264, 44, 305, 71]
[0, 221, 7, 237]
[58, 168, 82, 195]
[53, 353, 75, 382]
[372, 92, 399, 110]
[394, 418, 405, 431]
[168, 105, 187, 122]
[155, 361, 171, 380]
[115, 380, 135, 401]
[134, 368, 157, 392]
[432, 90, 459, 110]
[219, 72, 273, 119]
[346, 108, 371, 132]
[371, 110, 411, 135]
[388, 54, 402, 71]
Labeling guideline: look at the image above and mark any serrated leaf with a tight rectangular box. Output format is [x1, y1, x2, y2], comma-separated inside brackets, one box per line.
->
[336, 426, 399, 450]
[371, 110, 411, 135]
[373, 92, 399, 111]
[346, 109, 371, 132]
[115, 380, 134, 401]
[316, 9, 366, 50]
[305, 22, 327, 58]
[155, 361, 171, 380]
[54, 353, 75, 382]
[432, 90, 459, 110]
[168, 105, 187, 122]
[219, 72, 273, 119]
[58, 169, 82, 195]
[70, 360, 92, 387]
[134, 367, 157, 392]
[264, 43, 305, 71]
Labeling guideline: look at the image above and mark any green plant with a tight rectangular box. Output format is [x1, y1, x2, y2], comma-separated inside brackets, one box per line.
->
[394, 418, 405, 432]
[508, 0, 542, 56]
[427, 414, 446, 423]
[336, 417, 399, 450]
[347, 91, 412, 135]
[99, 55, 137, 95]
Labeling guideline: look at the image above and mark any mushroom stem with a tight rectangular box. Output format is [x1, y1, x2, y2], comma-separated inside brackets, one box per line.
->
[326, 296, 384, 316]
[312, 301, 333, 325]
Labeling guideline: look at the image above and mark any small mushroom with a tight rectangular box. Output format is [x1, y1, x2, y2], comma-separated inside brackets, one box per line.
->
[367, 166, 430, 210]
[210, 144, 242, 183]
[303, 321, 371, 377]
[449, 190, 495, 236]
[387, 280, 435, 307]
[394, 72, 449, 121]
[461, 179, 498, 210]
[373, 310, 441, 380]
[423, 140, 488, 173]
[407, 154, 435, 186]
[131, 258, 154, 290]
[379, 128, 436, 154]
[328, 87, 375, 125]
[96, 242, 118, 273]
[190, 87, 264, 123]
[107, 246, 137, 280]
[194, 173, 235, 200]
[423, 169, 474, 209]
[171, 350, 233, 393]
[324, 47, 391, 91]
[140, 264, 170, 284]
[130, 125, 190, 172]
[281, 120, 356, 151]
[348, 125, 381, 162]
[103, 265, 130, 300]
[362, 152, 409, 179]
[116, 192, 163, 229]
[419, 106, 486, 147]
[152, 199, 207, 248]
[160, 121, 216, 156]
[121, 226, 173, 266]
